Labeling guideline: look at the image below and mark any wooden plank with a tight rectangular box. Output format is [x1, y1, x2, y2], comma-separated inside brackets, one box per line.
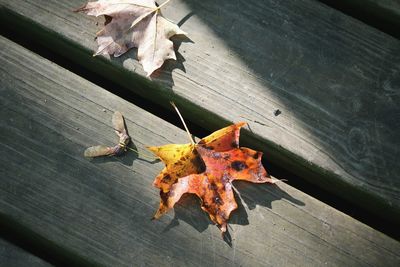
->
[1, 0, 399, 222]
[334, 0, 400, 21]
[0, 238, 51, 267]
[365, 0, 400, 16]
[1, 36, 400, 267]
[320, 0, 400, 39]
[366, 0, 400, 17]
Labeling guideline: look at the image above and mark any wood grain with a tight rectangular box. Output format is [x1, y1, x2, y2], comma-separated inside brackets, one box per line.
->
[0, 238, 51, 267]
[1, 0, 399, 222]
[1, 36, 400, 266]
[320, 0, 400, 38]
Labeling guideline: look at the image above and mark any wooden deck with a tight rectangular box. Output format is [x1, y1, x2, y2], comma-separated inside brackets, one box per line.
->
[320, 0, 400, 39]
[0, 238, 51, 267]
[1, 0, 400, 266]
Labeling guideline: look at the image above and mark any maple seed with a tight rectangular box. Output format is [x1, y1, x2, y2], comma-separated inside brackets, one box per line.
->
[84, 111, 131, 157]
[84, 111, 155, 160]
[75, 0, 187, 76]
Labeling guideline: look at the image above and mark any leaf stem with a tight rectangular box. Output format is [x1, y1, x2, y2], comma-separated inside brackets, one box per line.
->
[129, 0, 171, 29]
[170, 101, 195, 145]
[156, 0, 172, 11]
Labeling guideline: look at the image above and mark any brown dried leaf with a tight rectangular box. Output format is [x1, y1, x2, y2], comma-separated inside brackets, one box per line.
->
[75, 0, 186, 76]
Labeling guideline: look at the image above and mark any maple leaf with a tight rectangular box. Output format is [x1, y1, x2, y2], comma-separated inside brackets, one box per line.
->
[147, 123, 245, 193]
[149, 122, 275, 232]
[75, 0, 186, 76]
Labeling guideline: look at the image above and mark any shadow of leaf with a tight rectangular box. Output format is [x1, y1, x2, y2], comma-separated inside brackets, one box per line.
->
[160, 180, 302, 247]
[162, 194, 210, 233]
[177, 11, 195, 28]
[162, 189, 249, 234]
[151, 34, 194, 85]
[233, 181, 305, 210]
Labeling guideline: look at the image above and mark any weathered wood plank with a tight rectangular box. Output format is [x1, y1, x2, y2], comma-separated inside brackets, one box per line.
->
[320, 0, 400, 39]
[364, 0, 400, 18]
[1, 0, 399, 222]
[0, 238, 51, 267]
[1, 36, 400, 266]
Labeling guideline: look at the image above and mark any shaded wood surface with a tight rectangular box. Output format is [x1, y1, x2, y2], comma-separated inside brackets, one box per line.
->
[343, 0, 400, 20]
[1, 36, 400, 266]
[319, 0, 400, 39]
[1, 0, 399, 221]
[0, 238, 51, 267]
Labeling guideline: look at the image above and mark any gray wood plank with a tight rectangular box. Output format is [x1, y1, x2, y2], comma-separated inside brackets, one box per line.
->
[365, 0, 400, 15]
[0, 238, 52, 267]
[321, 0, 400, 38]
[1, 36, 400, 267]
[1, 0, 399, 222]
[345, 0, 400, 21]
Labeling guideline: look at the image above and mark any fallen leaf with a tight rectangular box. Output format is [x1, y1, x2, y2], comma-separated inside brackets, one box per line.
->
[149, 122, 275, 232]
[75, 0, 186, 76]
[147, 123, 245, 193]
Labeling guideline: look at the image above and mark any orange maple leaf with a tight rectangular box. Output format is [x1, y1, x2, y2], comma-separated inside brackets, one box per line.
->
[149, 122, 275, 232]
[147, 123, 245, 193]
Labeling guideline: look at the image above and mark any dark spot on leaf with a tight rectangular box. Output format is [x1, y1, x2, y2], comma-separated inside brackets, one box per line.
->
[162, 174, 171, 182]
[208, 182, 218, 190]
[160, 191, 169, 204]
[191, 155, 205, 172]
[231, 161, 248, 171]
[252, 152, 260, 159]
[231, 141, 238, 148]
[274, 109, 281, 116]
